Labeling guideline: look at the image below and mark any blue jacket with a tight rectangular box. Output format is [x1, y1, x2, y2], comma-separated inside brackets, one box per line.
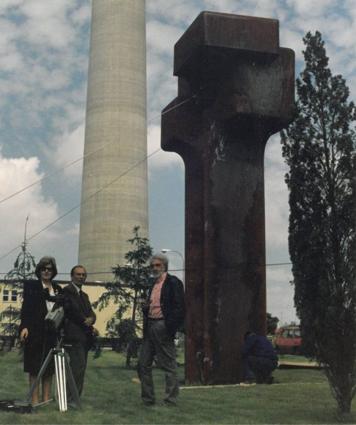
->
[242, 334, 277, 361]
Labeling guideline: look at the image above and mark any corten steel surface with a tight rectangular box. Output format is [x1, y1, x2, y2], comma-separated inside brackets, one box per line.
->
[161, 12, 294, 385]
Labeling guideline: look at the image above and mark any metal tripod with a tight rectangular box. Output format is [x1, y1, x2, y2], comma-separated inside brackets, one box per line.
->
[27, 336, 81, 412]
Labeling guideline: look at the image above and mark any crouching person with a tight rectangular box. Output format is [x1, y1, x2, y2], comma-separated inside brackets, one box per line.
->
[138, 253, 185, 406]
[242, 331, 278, 384]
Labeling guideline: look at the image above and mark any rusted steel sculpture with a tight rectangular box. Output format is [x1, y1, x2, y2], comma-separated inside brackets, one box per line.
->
[161, 12, 295, 384]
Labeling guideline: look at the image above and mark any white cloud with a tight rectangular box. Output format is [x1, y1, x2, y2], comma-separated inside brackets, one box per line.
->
[147, 51, 177, 121]
[266, 265, 296, 324]
[0, 50, 24, 72]
[147, 0, 201, 25]
[286, 0, 335, 17]
[69, 3, 91, 26]
[0, 150, 60, 271]
[203, 0, 242, 12]
[54, 124, 85, 177]
[264, 136, 296, 323]
[265, 137, 289, 252]
[0, 148, 81, 277]
[328, 17, 355, 48]
[65, 222, 80, 237]
[0, 0, 90, 175]
[0, 20, 24, 71]
[19, 0, 76, 49]
[280, 27, 304, 61]
[147, 124, 184, 171]
[0, 0, 25, 13]
[147, 20, 183, 55]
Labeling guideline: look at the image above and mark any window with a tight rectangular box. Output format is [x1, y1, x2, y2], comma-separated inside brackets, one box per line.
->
[2, 289, 9, 302]
[11, 290, 18, 302]
[2, 289, 17, 303]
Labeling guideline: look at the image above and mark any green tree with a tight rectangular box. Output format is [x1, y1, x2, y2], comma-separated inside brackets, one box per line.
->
[94, 226, 153, 366]
[0, 306, 20, 342]
[1, 225, 36, 346]
[105, 317, 142, 367]
[281, 31, 356, 415]
[5, 243, 36, 284]
[266, 312, 279, 335]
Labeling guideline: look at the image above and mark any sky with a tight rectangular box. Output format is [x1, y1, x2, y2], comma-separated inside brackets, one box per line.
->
[0, 0, 356, 325]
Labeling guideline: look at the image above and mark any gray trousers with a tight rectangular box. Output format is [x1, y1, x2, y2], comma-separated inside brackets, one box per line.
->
[138, 320, 179, 403]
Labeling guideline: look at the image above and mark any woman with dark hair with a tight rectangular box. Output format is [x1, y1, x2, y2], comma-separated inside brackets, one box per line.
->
[19, 256, 62, 405]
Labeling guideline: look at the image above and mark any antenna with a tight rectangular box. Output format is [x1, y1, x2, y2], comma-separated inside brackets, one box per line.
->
[5, 215, 36, 281]
[22, 215, 30, 253]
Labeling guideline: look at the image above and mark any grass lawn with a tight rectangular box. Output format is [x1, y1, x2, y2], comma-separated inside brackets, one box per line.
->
[0, 350, 354, 424]
[278, 354, 313, 363]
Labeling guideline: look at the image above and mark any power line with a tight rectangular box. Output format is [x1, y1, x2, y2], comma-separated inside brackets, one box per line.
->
[0, 95, 196, 262]
[0, 144, 104, 205]
[0, 95, 196, 207]
[0, 262, 293, 276]
[0, 147, 161, 262]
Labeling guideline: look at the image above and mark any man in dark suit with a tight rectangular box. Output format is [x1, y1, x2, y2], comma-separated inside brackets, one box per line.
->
[63, 265, 96, 398]
[138, 253, 185, 406]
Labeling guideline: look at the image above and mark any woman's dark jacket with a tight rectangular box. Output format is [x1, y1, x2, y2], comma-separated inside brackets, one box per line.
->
[143, 274, 185, 338]
[19, 279, 62, 375]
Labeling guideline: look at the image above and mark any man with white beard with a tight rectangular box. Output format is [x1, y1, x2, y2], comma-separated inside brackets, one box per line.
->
[138, 253, 185, 406]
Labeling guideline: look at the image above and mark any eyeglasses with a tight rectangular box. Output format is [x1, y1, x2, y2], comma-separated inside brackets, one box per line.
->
[41, 267, 53, 272]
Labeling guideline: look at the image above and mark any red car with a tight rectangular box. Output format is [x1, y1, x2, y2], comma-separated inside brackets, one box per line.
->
[274, 325, 302, 355]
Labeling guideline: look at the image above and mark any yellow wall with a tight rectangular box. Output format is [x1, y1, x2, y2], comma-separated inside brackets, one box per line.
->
[0, 285, 22, 334]
[0, 287, 21, 310]
[0, 282, 118, 337]
[84, 285, 118, 336]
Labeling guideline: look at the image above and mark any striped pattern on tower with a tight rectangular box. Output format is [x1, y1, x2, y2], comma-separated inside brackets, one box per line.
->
[79, 0, 148, 281]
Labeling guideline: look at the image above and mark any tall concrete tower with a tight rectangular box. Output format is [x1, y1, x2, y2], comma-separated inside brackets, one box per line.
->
[79, 0, 148, 280]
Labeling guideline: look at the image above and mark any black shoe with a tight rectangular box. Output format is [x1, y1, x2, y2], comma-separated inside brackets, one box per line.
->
[143, 400, 155, 406]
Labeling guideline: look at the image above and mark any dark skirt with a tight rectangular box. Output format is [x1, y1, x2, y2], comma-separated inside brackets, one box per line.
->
[23, 328, 58, 376]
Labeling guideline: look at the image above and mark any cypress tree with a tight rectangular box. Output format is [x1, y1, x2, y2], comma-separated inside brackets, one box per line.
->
[281, 31, 356, 415]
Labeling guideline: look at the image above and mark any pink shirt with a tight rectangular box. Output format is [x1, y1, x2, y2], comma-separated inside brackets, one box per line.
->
[148, 272, 167, 319]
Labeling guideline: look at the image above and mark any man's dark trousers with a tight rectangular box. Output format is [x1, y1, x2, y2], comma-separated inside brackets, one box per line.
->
[63, 283, 96, 399]
[66, 341, 88, 396]
[244, 355, 277, 383]
[139, 320, 179, 404]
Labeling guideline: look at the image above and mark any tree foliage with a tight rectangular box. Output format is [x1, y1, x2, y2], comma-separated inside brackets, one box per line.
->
[93, 226, 153, 366]
[105, 317, 142, 367]
[281, 31, 356, 415]
[1, 240, 36, 343]
[266, 312, 279, 335]
[0, 306, 21, 338]
[5, 240, 36, 283]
